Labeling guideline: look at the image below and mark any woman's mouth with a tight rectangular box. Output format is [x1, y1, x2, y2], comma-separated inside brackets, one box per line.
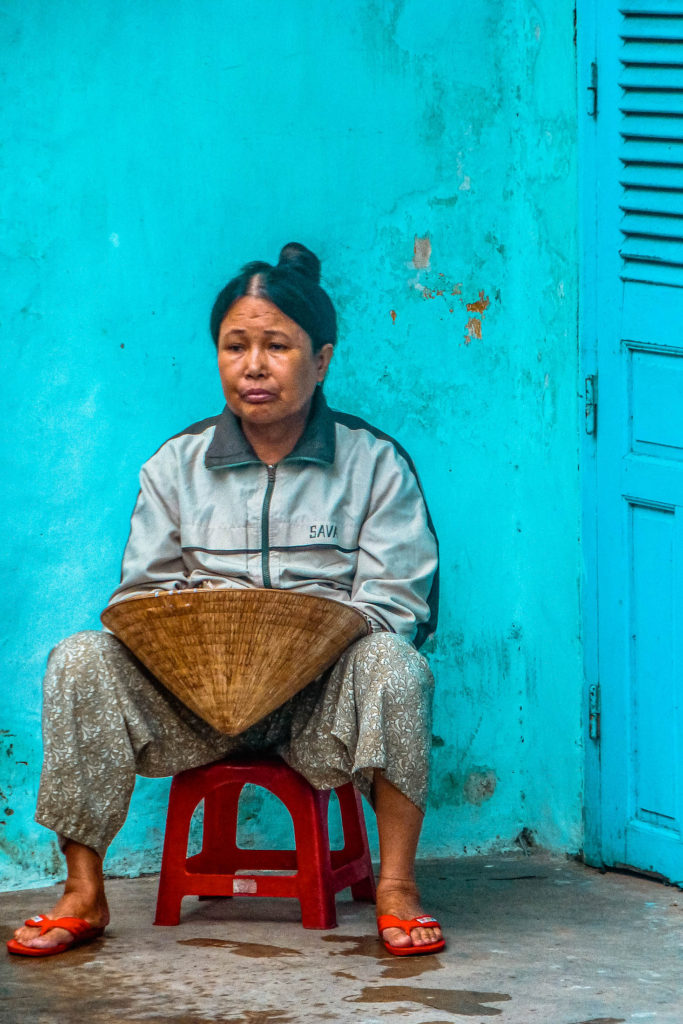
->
[241, 389, 277, 403]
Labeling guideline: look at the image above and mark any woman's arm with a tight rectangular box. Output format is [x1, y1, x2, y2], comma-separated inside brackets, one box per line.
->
[350, 445, 438, 647]
[106, 448, 188, 606]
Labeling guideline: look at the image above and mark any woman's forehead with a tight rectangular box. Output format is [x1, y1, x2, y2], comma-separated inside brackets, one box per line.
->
[221, 295, 300, 333]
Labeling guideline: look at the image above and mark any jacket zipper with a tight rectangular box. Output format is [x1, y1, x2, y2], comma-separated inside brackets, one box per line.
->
[261, 464, 276, 588]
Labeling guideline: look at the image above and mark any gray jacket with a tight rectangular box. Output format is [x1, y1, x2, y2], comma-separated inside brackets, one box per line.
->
[108, 390, 439, 647]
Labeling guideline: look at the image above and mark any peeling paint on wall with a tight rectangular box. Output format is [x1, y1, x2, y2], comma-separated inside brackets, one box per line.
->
[466, 290, 491, 314]
[412, 234, 432, 270]
[408, 251, 493, 345]
[464, 769, 498, 805]
[465, 317, 483, 344]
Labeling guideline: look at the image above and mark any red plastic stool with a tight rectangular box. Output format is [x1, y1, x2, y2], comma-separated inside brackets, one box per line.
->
[154, 755, 376, 929]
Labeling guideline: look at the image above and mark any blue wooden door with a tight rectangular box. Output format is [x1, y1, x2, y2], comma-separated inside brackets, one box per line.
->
[583, 1, 683, 882]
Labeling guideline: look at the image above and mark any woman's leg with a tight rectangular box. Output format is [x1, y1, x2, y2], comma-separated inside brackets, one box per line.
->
[281, 631, 441, 949]
[374, 771, 442, 949]
[14, 629, 255, 951]
[13, 840, 110, 952]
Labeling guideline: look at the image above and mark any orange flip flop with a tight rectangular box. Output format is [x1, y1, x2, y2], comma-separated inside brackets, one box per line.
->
[377, 914, 446, 956]
[6, 914, 105, 957]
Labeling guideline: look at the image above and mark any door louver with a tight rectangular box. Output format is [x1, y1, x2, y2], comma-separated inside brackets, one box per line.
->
[619, 3, 683, 287]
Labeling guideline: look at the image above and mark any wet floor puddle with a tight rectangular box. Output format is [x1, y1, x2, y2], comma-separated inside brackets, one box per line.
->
[323, 933, 444, 978]
[346, 984, 511, 1016]
[569, 1019, 626, 1024]
[177, 937, 300, 957]
[217, 1013, 295, 1024]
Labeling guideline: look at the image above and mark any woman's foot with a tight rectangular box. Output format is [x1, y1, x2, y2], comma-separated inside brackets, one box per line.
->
[11, 886, 109, 952]
[11, 839, 109, 953]
[376, 877, 443, 950]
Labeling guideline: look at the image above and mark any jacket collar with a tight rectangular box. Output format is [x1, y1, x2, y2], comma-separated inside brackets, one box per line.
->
[204, 387, 336, 469]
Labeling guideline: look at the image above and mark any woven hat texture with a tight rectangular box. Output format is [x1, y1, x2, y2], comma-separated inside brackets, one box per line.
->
[101, 588, 368, 735]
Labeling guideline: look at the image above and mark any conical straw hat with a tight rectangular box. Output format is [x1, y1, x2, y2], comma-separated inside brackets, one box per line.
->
[101, 589, 369, 735]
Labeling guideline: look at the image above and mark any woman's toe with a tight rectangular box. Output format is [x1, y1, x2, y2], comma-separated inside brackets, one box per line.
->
[12, 925, 70, 950]
[412, 926, 441, 945]
[383, 926, 411, 947]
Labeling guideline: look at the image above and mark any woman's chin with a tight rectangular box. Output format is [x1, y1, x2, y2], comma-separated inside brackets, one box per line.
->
[238, 403, 283, 427]
[235, 400, 311, 433]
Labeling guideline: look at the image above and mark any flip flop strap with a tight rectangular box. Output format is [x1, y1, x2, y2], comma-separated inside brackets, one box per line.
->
[24, 915, 95, 938]
[377, 914, 441, 935]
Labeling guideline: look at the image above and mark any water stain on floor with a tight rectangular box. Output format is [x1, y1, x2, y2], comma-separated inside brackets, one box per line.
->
[381, 952, 444, 980]
[322, 933, 444, 978]
[569, 1018, 626, 1024]
[106, 1015, 293, 1024]
[220, 1013, 294, 1024]
[177, 937, 301, 957]
[3, 991, 148, 1024]
[5, 940, 103, 971]
[489, 874, 548, 882]
[346, 984, 511, 1017]
[322, 933, 383, 959]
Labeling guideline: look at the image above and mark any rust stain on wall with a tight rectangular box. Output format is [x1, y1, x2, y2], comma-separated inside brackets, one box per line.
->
[408, 256, 492, 344]
[466, 290, 490, 313]
[464, 317, 483, 343]
[463, 290, 491, 343]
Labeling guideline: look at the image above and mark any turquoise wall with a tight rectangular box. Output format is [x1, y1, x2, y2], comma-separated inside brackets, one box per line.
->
[1, 0, 581, 889]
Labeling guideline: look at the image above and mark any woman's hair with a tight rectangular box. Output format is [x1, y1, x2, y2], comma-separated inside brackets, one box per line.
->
[210, 242, 337, 352]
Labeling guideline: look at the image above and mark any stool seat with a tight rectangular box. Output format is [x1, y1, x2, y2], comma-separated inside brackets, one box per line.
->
[154, 755, 376, 929]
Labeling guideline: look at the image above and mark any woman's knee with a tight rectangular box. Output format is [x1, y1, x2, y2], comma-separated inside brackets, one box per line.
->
[45, 630, 127, 702]
[48, 629, 121, 669]
[348, 630, 434, 702]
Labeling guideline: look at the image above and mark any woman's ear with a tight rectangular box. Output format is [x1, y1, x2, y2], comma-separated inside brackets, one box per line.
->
[316, 343, 334, 383]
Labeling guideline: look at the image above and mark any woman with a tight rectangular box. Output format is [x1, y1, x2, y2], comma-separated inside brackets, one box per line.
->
[9, 243, 443, 959]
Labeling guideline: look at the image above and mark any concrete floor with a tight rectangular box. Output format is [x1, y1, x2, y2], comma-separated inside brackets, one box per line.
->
[1, 852, 681, 1024]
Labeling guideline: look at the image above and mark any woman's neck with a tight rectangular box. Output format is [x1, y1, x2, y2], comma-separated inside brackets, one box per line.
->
[241, 405, 310, 465]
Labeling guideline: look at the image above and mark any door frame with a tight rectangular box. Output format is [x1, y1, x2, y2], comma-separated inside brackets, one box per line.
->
[577, 0, 603, 868]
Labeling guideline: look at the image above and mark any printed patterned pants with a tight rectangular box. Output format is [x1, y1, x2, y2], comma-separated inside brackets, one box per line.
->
[35, 630, 434, 859]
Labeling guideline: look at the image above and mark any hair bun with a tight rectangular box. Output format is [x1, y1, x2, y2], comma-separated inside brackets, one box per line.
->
[277, 242, 321, 283]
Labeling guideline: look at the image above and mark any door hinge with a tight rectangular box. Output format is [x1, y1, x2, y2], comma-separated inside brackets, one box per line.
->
[589, 683, 601, 740]
[585, 374, 597, 435]
[587, 61, 598, 118]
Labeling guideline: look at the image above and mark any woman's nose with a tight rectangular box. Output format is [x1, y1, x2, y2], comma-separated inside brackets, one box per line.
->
[245, 346, 266, 376]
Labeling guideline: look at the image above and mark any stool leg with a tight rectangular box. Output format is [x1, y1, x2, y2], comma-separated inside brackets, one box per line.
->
[291, 787, 338, 929]
[155, 780, 200, 926]
[198, 782, 242, 874]
[337, 784, 377, 903]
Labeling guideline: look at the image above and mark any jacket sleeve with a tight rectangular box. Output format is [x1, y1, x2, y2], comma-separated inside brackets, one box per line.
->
[350, 445, 438, 646]
[106, 446, 189, 607]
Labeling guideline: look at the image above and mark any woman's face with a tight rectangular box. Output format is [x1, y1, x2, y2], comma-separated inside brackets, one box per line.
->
[217, 296, 333, 432]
